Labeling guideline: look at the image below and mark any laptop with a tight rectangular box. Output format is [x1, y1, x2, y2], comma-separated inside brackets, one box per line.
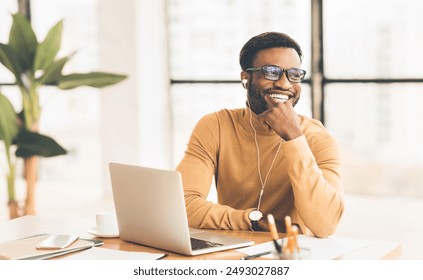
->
[109, 162, 254, 256]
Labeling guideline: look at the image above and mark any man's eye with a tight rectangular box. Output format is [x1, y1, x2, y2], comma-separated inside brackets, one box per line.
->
[289, 70, 301, 77]
[267, 69, 280, 75]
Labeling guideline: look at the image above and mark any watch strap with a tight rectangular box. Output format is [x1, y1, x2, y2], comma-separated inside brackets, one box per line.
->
[250, 220, 261, 231]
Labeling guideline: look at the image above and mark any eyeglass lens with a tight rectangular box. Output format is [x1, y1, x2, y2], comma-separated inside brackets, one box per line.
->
[263, 66, 304, 82]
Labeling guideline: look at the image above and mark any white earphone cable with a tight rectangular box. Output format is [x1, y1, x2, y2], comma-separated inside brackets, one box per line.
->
[247, 99, 282, 211]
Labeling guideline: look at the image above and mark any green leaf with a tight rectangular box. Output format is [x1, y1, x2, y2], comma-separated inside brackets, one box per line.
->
[0, 93, 19, 146]
[14, 129, 67, 158]
[58, 72, 127, 90]
[33, 20, 63, 71]
[37, 56, 70, 85]
[0, 43, 22, 84]
[8, 13, 38, 72]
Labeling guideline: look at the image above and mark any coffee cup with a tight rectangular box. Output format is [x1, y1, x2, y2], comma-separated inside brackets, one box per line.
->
[95, 211, 119, 234]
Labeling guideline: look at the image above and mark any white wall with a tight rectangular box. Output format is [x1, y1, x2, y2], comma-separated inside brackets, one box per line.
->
[98, 0, 171, 194]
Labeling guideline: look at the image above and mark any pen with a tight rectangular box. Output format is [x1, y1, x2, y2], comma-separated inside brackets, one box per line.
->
[291, 225, 300, 253]
[240, 251, 272, 260]
[284, 216, 293, 254]
[284, 216, 292, 234]
[267, 214, 282, 255]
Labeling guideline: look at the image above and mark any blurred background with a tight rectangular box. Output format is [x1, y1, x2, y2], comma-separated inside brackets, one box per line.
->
[1, 0, 422, 259]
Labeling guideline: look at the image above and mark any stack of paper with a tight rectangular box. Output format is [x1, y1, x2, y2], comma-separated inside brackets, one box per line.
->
[62, 247, 166, 260]
[0, 234, 94, 260]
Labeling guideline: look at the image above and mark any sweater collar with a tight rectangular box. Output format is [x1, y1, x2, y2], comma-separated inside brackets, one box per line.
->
[241, 107, 275, 135]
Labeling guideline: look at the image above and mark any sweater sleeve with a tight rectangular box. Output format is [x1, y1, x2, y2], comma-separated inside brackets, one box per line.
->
[283, 134, 344, 237]
[176, 114, 252, 230]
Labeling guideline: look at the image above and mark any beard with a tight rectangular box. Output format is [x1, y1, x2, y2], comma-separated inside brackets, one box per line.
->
[247, 90, 268, 115]
[246, 83, 300, 115]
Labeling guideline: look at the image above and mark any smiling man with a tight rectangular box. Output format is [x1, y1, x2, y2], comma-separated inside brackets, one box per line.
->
[176, 32, 344, 238]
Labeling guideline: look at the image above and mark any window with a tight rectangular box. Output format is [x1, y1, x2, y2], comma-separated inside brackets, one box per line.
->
[323, 0, 423, 195]
[0, 0, 17, 84]
[1, 0, 102, 195]
[167, 0, 423, 197]
[5, 0, 423, 199]
[324, 0, 423, 79]
[167, 0, 312, 164]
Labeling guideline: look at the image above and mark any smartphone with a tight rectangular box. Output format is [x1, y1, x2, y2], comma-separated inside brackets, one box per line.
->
[80, 238, 104, 247]
[36, 234, 79, 250]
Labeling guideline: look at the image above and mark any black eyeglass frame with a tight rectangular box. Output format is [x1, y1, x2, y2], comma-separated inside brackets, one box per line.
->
[246, 65, 307, 83]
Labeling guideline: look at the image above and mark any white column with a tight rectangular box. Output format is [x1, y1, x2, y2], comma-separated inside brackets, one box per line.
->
[136, 0, 172, 168]
[97, 0, 171, 195]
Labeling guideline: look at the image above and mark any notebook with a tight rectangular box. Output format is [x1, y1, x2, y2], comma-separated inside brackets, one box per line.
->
[0, 234, 94, 260]
[109, 162, 254, 256]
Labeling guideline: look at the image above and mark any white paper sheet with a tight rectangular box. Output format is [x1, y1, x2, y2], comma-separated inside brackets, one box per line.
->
[62, 247, 166, 260]
[237, 235, 373, 260]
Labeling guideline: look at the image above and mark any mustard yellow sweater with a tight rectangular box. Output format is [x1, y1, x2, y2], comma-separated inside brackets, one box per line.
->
[176, 108, 344, 237]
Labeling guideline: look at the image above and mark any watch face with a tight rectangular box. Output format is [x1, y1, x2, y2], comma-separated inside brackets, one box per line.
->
[249, 210, 263, 221]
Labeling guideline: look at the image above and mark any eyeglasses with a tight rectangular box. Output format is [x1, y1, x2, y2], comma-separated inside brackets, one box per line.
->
[246, 65, 306, 83]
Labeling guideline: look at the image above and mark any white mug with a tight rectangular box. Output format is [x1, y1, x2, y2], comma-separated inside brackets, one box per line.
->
[95, 211, 118, 233]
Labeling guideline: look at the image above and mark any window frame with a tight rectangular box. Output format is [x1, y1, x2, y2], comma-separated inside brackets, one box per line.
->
[166, 0, 423, 126]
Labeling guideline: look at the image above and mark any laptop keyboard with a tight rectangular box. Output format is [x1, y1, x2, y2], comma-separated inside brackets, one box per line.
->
[190, 238, 224, 250]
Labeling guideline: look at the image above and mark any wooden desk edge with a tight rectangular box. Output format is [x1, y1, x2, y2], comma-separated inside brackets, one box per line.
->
[0, 216, 402, 260]
[103, 231, 402, 260]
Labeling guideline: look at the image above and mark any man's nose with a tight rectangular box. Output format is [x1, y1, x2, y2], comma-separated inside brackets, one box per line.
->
[273, 71, 291, 89]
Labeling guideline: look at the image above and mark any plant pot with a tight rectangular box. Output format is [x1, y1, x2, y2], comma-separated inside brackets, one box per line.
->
[7, 200, 21, 219]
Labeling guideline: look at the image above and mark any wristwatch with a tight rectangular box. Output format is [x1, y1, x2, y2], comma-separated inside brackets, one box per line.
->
[248, 209, 263, 231]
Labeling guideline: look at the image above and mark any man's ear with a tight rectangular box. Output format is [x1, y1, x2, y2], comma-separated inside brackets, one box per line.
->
[240, 72, 249, 89]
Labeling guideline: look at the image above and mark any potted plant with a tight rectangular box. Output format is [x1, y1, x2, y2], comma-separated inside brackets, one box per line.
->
[0, 13, 127, 219]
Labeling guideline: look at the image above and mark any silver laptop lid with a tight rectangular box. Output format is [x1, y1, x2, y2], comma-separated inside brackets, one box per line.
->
[109, 162, 193, 255]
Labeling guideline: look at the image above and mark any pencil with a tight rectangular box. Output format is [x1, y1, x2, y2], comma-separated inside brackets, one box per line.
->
[284, 216, 292, 234]
[284, 216, 293, 254]
[267, 214, 282, 254]
[292, 225, 301, 253]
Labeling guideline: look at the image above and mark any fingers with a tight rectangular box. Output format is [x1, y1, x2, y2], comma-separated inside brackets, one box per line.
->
[257, 95, 302, 140]
[259, 95, 295, 135]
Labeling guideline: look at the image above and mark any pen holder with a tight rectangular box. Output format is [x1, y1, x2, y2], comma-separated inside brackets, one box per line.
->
[273, 247, 311, 260]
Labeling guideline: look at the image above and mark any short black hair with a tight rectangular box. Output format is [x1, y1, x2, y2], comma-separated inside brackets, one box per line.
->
[239, 32, 303, 71]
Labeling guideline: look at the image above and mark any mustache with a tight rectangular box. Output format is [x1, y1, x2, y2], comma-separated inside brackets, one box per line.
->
[264, 87, 295, 95]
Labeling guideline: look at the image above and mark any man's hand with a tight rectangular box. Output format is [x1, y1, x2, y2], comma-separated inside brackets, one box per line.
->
[259, 95, 303, 141]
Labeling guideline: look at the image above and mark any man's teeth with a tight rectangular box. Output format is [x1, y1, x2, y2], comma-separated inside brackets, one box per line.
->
[269, 94, 289, 101]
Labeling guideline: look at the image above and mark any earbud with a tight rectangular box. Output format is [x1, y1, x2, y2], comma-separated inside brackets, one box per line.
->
[241, 79, 248, 88]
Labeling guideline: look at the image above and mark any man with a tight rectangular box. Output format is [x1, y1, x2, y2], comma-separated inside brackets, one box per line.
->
[176, 32, 344, 238]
